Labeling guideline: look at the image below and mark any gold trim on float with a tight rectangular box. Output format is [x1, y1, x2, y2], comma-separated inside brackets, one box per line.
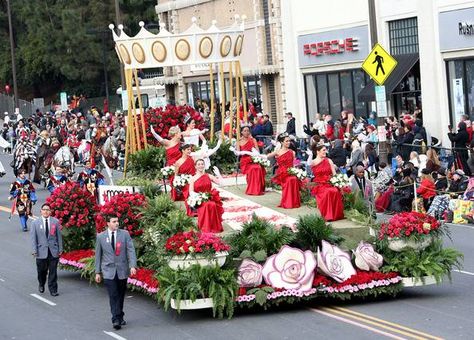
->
[175, 39, 191, 61]
[151, 41, 167, 62]
[234, 34, 244, 56]
[199, 37, 213, 58]
[115, 46, 124, 64]
[132, 43, 146, 63]
[220, 35, 232, 57]
[119, 44, 131, 64]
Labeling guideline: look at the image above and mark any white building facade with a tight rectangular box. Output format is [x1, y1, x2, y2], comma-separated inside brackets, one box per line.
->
[282, 0, 474, 146]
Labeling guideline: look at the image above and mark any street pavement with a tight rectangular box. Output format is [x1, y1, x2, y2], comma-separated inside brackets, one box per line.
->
[0, 153, 473, 340]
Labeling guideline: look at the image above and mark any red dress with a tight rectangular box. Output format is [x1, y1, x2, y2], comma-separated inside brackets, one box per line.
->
[171, 157, 196, 202]
[311, 158, 344, 221]
[166, 143, 182, 198]
[273, 151, 301, 209]
[166, 143, 181, 166]
[240, 139, 266, 195]
[194, 174, 224, 233]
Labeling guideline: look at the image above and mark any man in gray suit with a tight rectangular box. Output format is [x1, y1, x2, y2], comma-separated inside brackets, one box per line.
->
[30, 203, 63, 296]
[95, 215, 137, 330]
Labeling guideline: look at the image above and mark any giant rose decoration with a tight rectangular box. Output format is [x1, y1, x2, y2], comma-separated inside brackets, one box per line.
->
[237, 259, 263, 287]
[353, 241, 383, 271]
[262, 245, 317, 292]
[317, 240, 356, 283]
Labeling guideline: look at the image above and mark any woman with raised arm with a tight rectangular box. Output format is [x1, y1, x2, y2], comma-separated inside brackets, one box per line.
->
[265, 133, 301, 208]
[311, 145, 344, 221]
[182, 117, 208, 147]
[189, 160, 224, 233]
[150, 125, 182, 166]
[171, 144, 196, 206]
[237, 126, 266, 195]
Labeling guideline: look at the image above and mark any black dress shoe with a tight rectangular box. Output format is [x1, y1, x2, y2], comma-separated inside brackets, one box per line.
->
[112, 321, 121, 330]
[39, 285, 45, 293]
[120, 319, 126, 326]
[50, 292, 59, 296]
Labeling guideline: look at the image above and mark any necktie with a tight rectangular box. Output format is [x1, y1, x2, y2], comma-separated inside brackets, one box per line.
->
[111, 231, 115, 251]
[45, 219, 49, 237]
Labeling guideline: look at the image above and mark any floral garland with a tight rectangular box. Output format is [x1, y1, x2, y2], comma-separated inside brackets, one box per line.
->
[59, 249, 95, 270]
[127, 268, 159, 295]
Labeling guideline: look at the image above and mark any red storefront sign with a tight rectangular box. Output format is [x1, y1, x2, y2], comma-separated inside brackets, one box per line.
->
[303, 38, 359, 56]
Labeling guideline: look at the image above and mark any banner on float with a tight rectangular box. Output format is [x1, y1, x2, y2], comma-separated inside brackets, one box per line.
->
[98, 185, 140, 205]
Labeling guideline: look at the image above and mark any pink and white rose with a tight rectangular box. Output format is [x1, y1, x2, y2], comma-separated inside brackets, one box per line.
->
[262, 245, 317, 292]
[353, 241, 383, 271]
[317, 240, 356, 283]
[237, 259, 263, 287]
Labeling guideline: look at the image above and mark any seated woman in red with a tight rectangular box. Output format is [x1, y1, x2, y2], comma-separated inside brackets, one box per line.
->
[266, 134, 301, 208]
[172, 144, 196, 204]
[310, 145, 344, 221]
[189, 160, 224, 233]
[237, 126, 266, 195]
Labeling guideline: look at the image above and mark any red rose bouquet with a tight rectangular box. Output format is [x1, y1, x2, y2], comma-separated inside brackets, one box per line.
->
[46, 182, 98, 251]
[95, 192, 147, 237]
[378, 211, 441, 241]
[165, 230, 230, 257]
[143, 105, 205, 146]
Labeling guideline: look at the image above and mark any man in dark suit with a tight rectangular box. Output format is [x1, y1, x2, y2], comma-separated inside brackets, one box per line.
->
[95, 215, 137, 330]
[30, 203, 63, 296]
[285, 112, 296, 136]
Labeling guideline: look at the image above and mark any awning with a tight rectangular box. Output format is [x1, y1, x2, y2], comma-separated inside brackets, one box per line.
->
[357, 53, 419, 102]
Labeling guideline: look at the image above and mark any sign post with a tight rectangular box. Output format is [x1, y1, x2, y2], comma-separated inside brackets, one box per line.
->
[361, 43, 398, 163]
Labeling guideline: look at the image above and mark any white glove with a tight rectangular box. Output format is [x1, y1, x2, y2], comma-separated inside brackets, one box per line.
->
[150, 125, 164, 143]
[251, 147, 260, 156]
[213, 166, 222, 178]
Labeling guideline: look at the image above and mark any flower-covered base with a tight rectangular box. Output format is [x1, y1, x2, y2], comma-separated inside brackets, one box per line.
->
[168, 251, 228, 270]
[401, 275, 437, 287]
[170, 298, 214, 310]
[236, 271, 403, 309]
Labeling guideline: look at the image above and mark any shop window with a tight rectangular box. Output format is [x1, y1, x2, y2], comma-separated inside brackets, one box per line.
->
[328, 74, 341, 116]
[389, 17, 419, 55]
[466, 61, 474, 119]
[447, 60, 474, 126]
[353, 70, 368, 117]
[316, 74, 329, 115]
[304, 75, 317, 121]
[340, 71, 354, 112]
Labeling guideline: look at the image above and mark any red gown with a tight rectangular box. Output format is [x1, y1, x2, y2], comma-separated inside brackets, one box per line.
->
[311, 158, 344, 221]
[273, 151, 301, 209]
[166, 143, 182, 199]
[239, 139, 266, 195]
[166, 143, 182, 166]
[194, 174, 224, 233]
[171, 157, 196, 202]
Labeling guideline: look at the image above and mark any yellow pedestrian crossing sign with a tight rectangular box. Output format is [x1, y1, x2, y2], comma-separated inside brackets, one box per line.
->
[362, 43, 397, 86]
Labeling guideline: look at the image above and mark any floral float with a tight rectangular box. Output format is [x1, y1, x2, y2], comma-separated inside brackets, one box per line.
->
[353, 241, 383, 271]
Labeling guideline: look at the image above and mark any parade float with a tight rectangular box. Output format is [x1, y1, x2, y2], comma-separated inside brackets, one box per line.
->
[57, 15, 463, 320]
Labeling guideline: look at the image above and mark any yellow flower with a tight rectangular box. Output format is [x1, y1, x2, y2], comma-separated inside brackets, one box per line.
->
[422, 223, 431, 231]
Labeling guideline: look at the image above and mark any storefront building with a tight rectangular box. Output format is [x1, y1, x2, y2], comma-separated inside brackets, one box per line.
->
[282, 0, 474, 145]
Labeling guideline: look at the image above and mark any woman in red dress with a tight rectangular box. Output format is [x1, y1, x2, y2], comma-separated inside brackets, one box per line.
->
[151, 125, 182, 191]
[266, 134, 301, 208]
[310, 145, 344, 221]
[237, 126, 266, 195]
[172, 144, 196, 205]
[189, 159, 224, 233]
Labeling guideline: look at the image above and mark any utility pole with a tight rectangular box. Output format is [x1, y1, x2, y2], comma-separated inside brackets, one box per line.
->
[114, 0, 126, 91]
[367, 0, 388, 164]
[6, 0, 19, 109]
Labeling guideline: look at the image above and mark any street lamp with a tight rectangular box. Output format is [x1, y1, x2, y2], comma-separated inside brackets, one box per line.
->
[6, 0, 19, 109]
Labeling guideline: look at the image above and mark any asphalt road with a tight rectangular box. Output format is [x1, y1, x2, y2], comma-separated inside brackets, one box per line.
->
[0, 153, 473, 340]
